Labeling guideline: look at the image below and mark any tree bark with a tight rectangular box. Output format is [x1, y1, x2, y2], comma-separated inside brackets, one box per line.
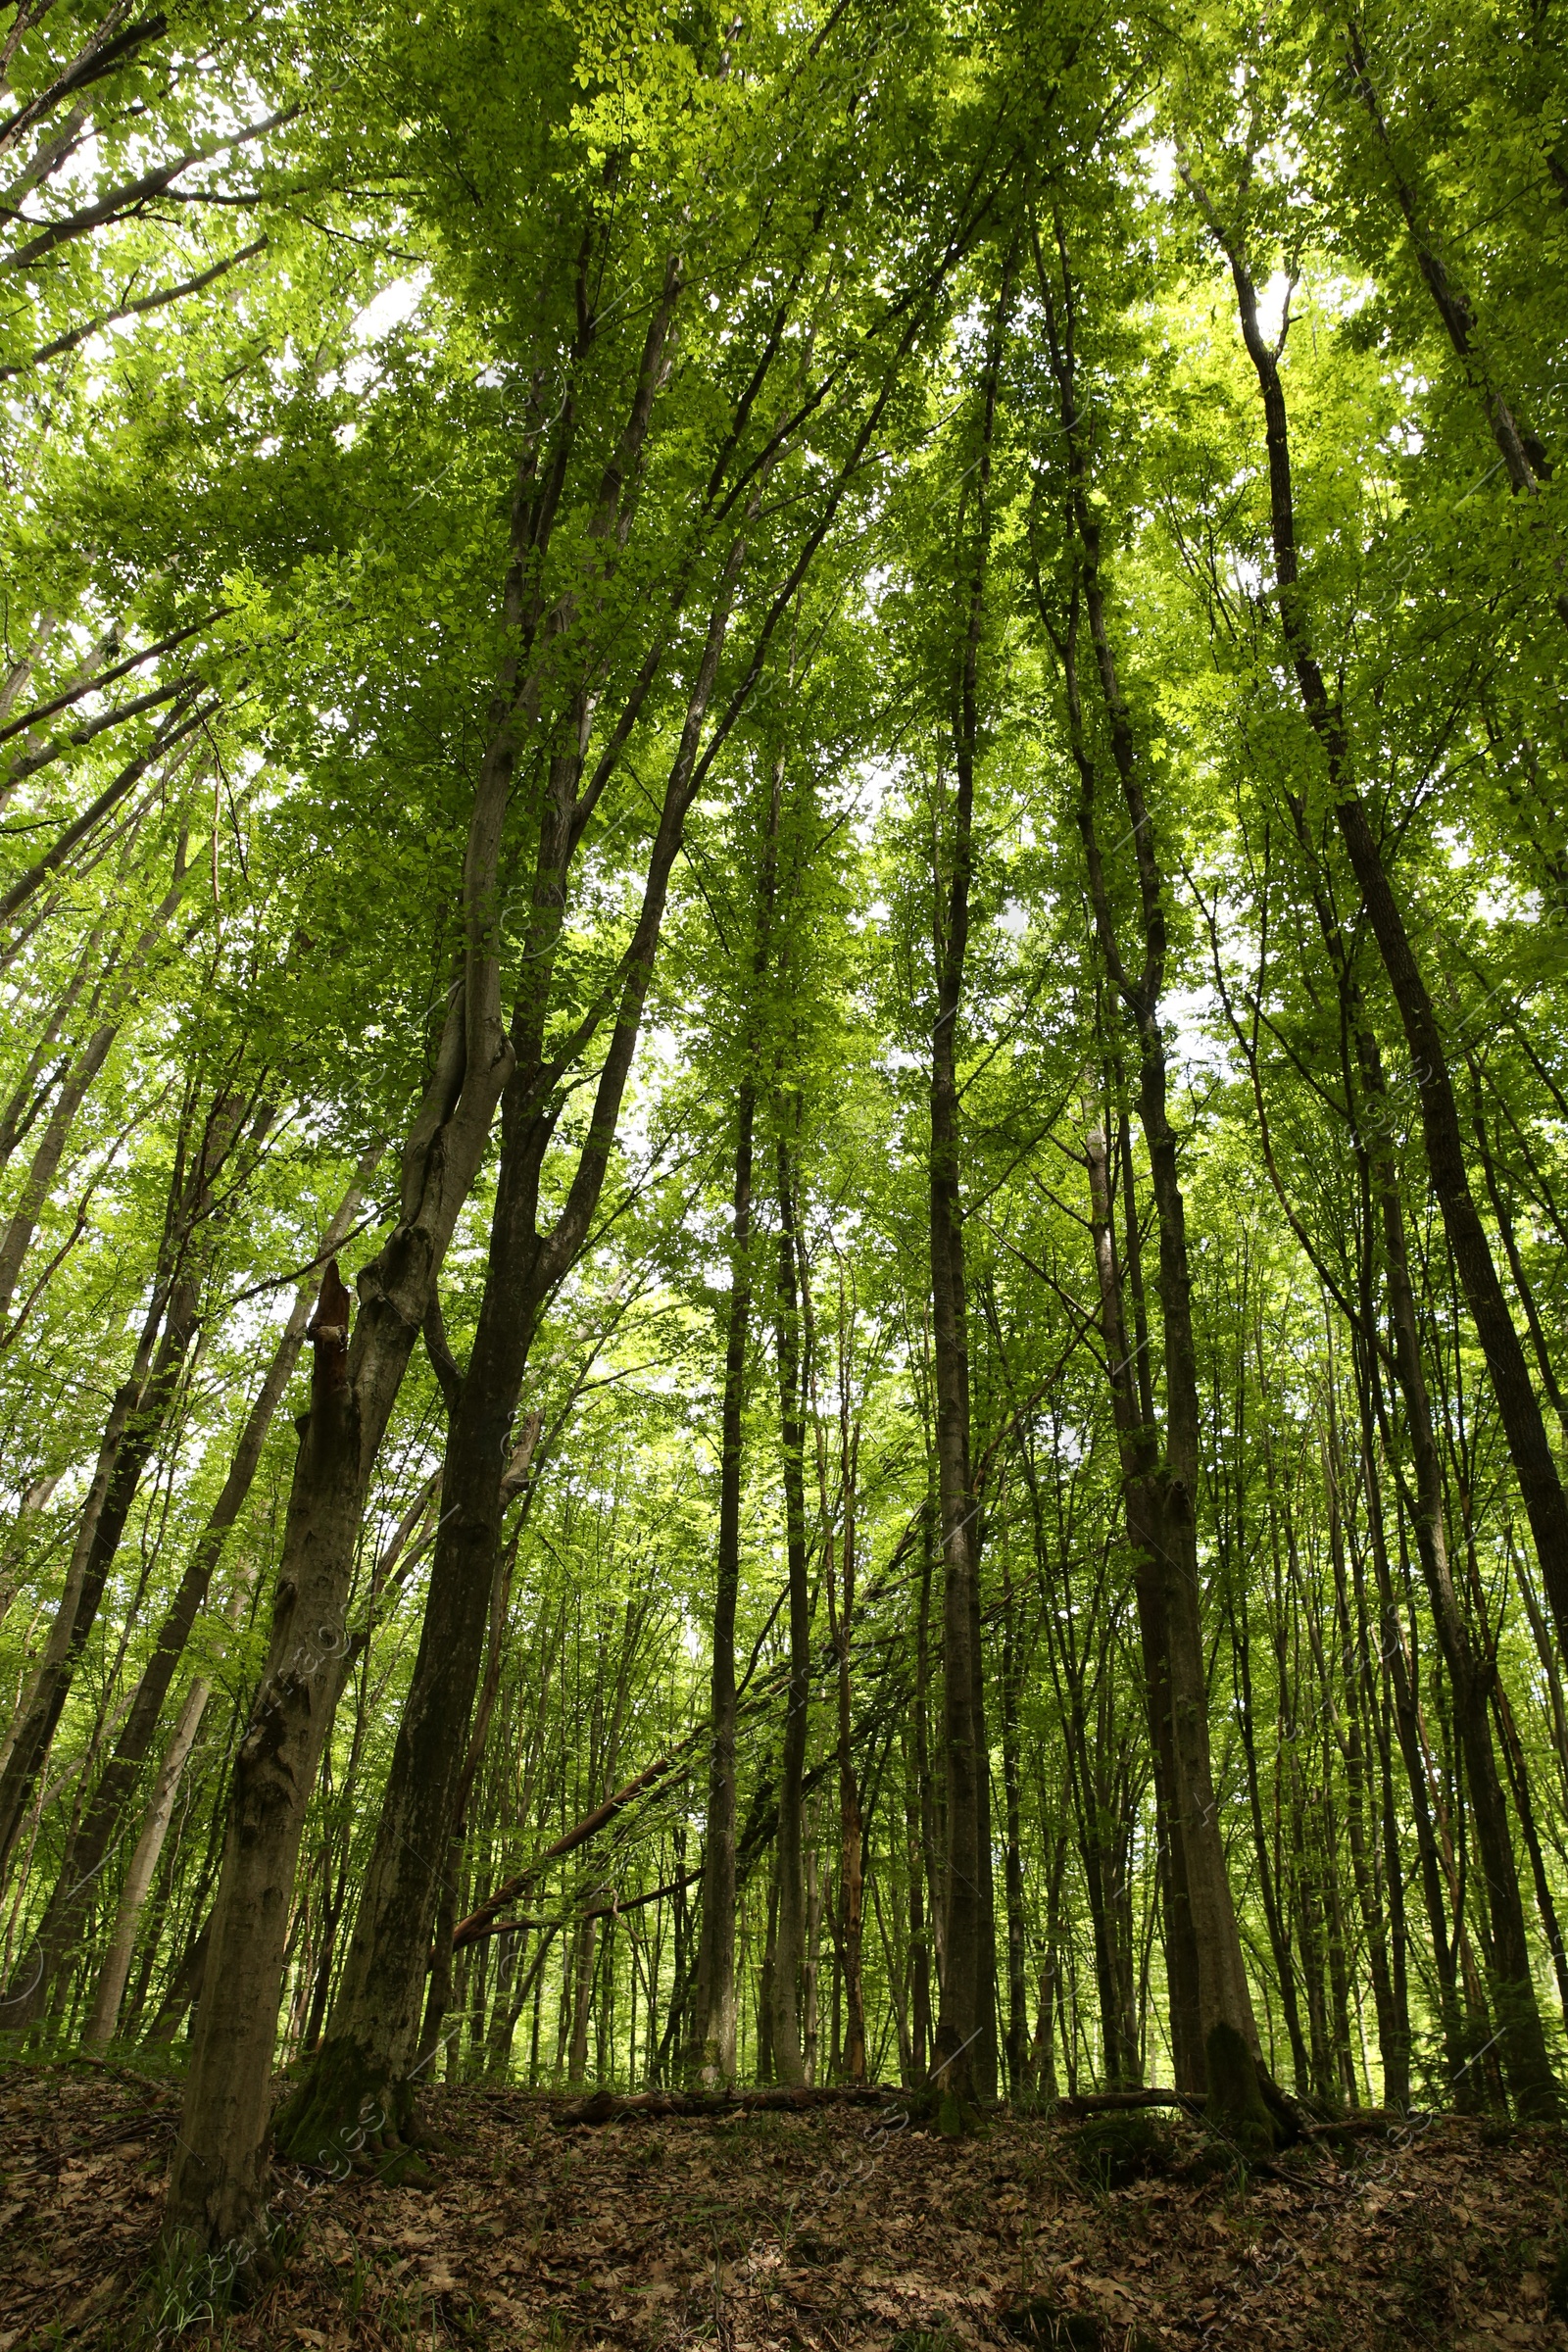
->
[999, 1558, 1029, 2095]
[926, 284, 1004, 2115]
[693, 1080, 755, 2086]
[8, 1161, 372, 2031]
[0, 1084, 245, 1884]
[767, 1136, 811, 2083]
[694, 759, 786, 2083]
[1082, 1120, 1204, 2092]
[1191, 166, 1568, 1677]
[1036, 213, 1272, 2140]
[825, 1371, 865, 2084]
[273, 323, 781, 2167]
[159, 525, 525, 2256]
[1345, 17, 1567, 568]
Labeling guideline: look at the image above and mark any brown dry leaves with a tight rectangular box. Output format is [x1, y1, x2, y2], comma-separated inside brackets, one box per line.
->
[0, 2065, 1564, 2352]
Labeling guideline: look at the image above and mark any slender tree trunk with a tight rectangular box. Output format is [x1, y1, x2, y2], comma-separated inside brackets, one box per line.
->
[694, 760, 786, 2084]
[81, 1670, 213, 2052]
[1325, 1418, 1401, 2104]
[804, 1837, 821, 2084]
[0, 1073, 242, 1884]
[1356, 1362, 1476, 2100]
[9, 1162, 372, 2030]
[1345, 17, 1568, 580]
[927, 293, 1004, 2113]
[693, 1082, 755, 2086]
[1193, 172, 1568, 1678]
[826, 1398, 865, 2084]
[0, 860, 186, 1328]
[999, 1558, 1028, 2096]
[1354, 1018, 1558, 2113]
[0, 1018, 117, 1329]
[768, 1137, 811, 2084]
[1228, 1584, 1310, 2095]
[1037, 220, 1272, 2137]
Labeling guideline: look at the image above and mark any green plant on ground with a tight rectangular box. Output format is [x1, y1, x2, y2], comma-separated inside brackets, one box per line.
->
[1065, 2110, 1174, 2190]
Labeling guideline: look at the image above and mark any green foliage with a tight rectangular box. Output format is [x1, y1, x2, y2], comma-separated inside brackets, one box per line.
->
[1066, 2108, 1175, 2188]
[0, 0, 1565, 2166]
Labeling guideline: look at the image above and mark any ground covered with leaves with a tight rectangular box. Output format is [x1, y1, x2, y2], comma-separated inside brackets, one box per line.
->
[0, 2064, 1564, 2351]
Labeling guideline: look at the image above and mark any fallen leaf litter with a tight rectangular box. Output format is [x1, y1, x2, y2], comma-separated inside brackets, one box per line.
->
[0, 2066, 1562, 2350]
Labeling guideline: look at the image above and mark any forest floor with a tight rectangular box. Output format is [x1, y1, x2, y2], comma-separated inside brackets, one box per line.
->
[0, 2064, 1564, 2352]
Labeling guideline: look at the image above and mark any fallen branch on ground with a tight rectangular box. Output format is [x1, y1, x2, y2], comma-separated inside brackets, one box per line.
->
[1056, 2088, 1205, 2119]
[556, 2083, 900, 2127]
[1298, 2110, 1417, 2139]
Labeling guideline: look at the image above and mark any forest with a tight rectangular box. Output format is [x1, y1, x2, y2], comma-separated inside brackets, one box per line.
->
[1, 0, 1568, 2337]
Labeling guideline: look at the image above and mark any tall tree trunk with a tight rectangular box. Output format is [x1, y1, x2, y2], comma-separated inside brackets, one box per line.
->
[767, 1137, 811, 2084]
[1355, 1353, 1477, 2101]
[160, 539, 525, 2257]
[0, 1085, 245, 1885]
[1293, 858, 1564, 2117]
[8, 1161, 372, 2031]
[1324, 1409, 1403, 2105]
[927, 287, 1004, 2114]
[276, 430, 760, 2170]
[999, 1557, 1028, 2096]
[1227, 1580, 1310, 2096]
[693, 1081, 756, 2086]
[694, 759, 786, 2084]
[824, 1380, 865, 2084]
[1191, 168, 1568, 1680]
[1036, 221, 1271, 2138]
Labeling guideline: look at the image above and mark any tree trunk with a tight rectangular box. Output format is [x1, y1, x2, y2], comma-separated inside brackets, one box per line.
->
[1340, 972, 1558, 2114]
[1194, 172, 1568, 1676]
[1345, 18, 1568, 572]
[10, 1162, 372, 2031]
[0, 858, 187, 1328]
[277, 531, 754, 2176]
[827, 1397, 865, 2085]
[767, 1137, 811, 2084]
[927, 291, 1003, 2114]
[1037, 218, 1271, 2137]
[999, 1559, 1029, 2096]
[80, 1668, 212, 2052]
[161, 786, 516, 2258]
[693, 1082, 755, 2086]
[0, 1134, 223, 1889]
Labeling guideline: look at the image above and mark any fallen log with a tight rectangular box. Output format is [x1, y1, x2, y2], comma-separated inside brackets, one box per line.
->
[556, 2083, 899, 2127]
[1299, 2110, 1418, 2139]
[1056, 2088, 1205, 2119]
